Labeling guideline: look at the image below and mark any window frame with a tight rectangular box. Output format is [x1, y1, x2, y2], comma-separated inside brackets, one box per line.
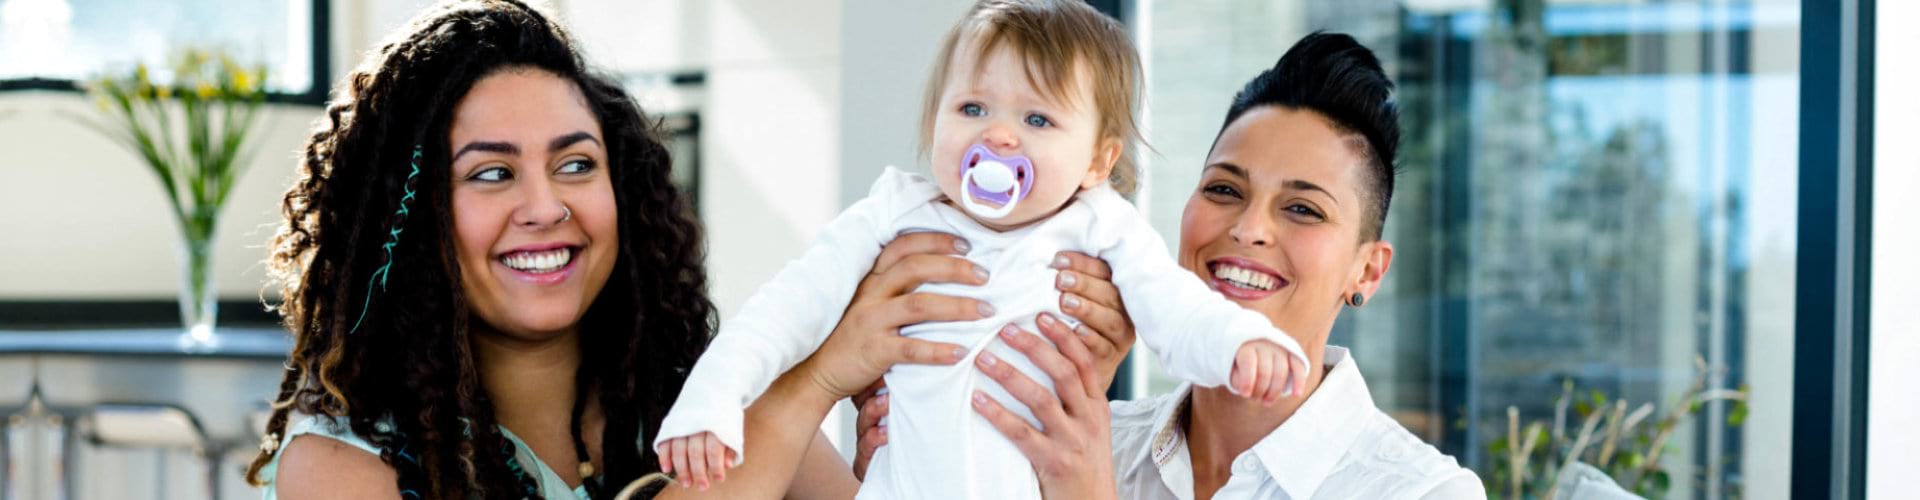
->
[0, 0, 332, 106]
[1793, 0, 1874, 497]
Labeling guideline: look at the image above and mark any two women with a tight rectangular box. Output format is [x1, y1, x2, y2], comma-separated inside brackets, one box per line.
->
[253, 1, 1476, 498]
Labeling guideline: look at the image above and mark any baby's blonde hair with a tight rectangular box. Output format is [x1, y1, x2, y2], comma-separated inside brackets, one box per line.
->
[919, 0, 1144, 196]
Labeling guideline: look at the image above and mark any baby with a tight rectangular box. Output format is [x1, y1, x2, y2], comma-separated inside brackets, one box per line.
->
[654, 1, 1308, 498]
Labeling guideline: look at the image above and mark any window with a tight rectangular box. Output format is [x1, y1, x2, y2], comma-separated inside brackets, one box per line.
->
[0, 0, 326, 101]
[1128, 1, 1800, 498]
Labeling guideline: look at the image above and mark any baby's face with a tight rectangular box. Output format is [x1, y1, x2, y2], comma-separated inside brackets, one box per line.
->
[930, 43, 1115, 230]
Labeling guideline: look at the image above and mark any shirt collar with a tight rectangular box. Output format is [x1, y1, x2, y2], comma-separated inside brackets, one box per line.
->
[1249, 346, 1372, 498]
[1138, 383, 1195, 470]
[1135, 347, 1375, 500]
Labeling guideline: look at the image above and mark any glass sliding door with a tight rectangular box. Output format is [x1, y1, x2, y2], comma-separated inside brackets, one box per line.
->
[1133, 1, 1798, 497]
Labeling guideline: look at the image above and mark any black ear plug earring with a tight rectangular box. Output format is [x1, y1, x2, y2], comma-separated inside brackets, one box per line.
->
[1347, 292, 1365, 308]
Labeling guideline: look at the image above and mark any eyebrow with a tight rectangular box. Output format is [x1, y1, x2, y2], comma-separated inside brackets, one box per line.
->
[451, 131, 602, 164]
[1204, 162, 1340, 205]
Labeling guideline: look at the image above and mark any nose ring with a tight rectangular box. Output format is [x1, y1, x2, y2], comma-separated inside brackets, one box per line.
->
[559, 205, 572, 223]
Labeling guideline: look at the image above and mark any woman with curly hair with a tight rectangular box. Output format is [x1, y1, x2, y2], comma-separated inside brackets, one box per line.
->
[234, 1, 883, 497]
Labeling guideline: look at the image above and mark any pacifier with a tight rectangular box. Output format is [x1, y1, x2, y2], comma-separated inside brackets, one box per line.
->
[958, 144, 1036, 219]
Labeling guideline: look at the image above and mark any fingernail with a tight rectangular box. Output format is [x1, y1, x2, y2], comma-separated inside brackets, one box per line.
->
[1000, 324, 1019, 339]
[974, 265, 991, 282]
[1063, 294, 1082, 310]
[979, 351, 999, 367]
[1037, 314, 1056, 327]
[978, 302, 996, 317]
[876, 387, 889, 396]
[1058, 272, 1077, 288]
[952, 346, 968, 360]
[1051, 253, 1070, 269]
[972, 391, 988, 406]
[877, 394, 889, 405]
[955, 239, 972, 254]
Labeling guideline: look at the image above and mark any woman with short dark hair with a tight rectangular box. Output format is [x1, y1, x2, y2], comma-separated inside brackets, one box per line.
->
[860, 32, 1485, 499]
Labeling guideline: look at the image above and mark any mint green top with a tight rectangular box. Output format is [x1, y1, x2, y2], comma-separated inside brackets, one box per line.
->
[257, 414, 591, 499]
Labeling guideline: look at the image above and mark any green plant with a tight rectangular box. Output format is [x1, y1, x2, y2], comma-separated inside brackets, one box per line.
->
[72, 49, 268, 339]
[1483, 357, 1750, 499]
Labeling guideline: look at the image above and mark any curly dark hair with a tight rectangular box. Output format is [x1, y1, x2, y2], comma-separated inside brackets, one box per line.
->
[242, 1, 712, 498]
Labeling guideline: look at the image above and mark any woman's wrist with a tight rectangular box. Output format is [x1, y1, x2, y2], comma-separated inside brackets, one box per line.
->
[771, 358, 846, 420]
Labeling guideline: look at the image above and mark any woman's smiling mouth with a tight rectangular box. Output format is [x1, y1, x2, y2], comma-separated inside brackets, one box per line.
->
[497, 243, 582, 283]
[1205, 256, 1287, 300]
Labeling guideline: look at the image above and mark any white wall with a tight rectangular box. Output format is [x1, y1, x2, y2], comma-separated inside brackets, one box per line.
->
[1868, 1, 1919, 497]
[836, 0, 971, 206]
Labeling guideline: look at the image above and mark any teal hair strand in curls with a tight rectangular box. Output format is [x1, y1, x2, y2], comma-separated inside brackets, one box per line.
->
[350, 145, 423, 334]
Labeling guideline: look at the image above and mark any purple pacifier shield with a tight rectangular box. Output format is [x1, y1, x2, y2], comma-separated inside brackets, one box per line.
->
[961, 144, 1035, 206]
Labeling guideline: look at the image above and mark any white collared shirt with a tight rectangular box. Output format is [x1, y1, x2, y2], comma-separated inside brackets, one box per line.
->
[1110, 346, 1485, 500]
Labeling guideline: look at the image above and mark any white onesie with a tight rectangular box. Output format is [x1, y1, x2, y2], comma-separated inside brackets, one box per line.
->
[657, 167, 1308, 500]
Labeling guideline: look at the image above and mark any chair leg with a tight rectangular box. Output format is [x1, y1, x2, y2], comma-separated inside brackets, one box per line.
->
[1, 416, 12, 500]
[205, 449, 223, 500]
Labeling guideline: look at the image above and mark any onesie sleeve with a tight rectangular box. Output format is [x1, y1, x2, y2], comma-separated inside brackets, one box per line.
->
[1081, 187, 1309, 389]
[654, 168, 937, 463]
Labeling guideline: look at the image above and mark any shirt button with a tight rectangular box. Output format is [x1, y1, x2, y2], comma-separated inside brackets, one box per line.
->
[1233, 455, 1260, 475]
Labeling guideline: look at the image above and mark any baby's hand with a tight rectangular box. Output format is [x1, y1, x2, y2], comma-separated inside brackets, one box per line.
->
[1229, 340, 1306, 406]
[655, 432, 736, 491]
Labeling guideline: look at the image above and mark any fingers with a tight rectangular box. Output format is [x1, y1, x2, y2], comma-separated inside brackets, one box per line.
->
[1049, 251, 1112, 280]
[687, 434, 709, 490]
[855, 390, 890, 437]
[1054, 263, 1124, 321]
[1058, 291, 1130, 349]
[975, 348, 1069, 432]
[1288, 352, 1308, 397]
[1251, 348, 1278, 407]
[1232, 347, 1256, 397]
[851, 379, 888, 414]
[969, 390, 1052, 465]
[1036, 313, 1112, 362]
[668, 437, 690, 489]
[873, 232, 970, 275]
[708, 434, 731, 483]
[1034, 313, 1104, 398]
[871, 253, 991, 297]
[984, 325, 1085, 420]
[887, 337, 970, 367]
[1264, 348, 1288, 406]
[878, 292, 994, 329]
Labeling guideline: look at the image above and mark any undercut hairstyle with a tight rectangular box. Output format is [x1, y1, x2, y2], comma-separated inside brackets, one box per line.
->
[1217, 32, 1400, 240]
[244, 1, 711, 498]
[919, 0, 1145, 196]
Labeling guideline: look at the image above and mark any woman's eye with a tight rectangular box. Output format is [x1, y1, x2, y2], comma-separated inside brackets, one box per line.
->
[1287, 204, 1324, 220]
[558, 159, 595, 175]
[960, 102, 986, 117]
[1025, 113, 1052, 128]
[470, 166, 511, 182]
[1202, 183, 1240, 198]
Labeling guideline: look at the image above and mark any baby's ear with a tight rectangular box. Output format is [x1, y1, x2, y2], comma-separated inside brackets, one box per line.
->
[1080, 137, 1123, 189]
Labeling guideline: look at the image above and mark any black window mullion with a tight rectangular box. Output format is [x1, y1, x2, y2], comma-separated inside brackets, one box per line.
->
[1792, 0, 1874, 498]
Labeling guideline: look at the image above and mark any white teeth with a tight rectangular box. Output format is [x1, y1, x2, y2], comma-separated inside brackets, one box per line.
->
[501, 247, 573, 273]
[1212, 263, 1277, 291]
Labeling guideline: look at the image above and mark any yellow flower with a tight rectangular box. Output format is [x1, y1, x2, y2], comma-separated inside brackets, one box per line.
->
[196, 82, 217, 100]
[232, 71, 254, 94]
